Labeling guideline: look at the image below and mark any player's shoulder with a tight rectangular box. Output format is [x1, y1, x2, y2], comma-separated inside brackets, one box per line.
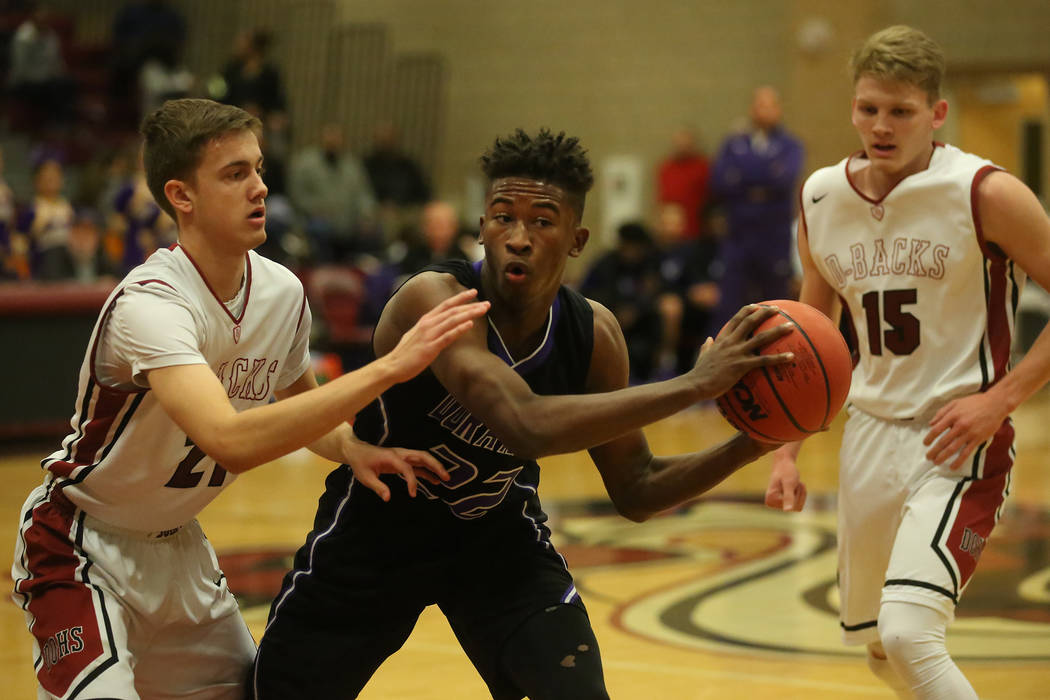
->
[247, 250, 303, 292]
[582, 297, 620, 343]
[121, 247, 186, 299]
[935, 142, 995, 170]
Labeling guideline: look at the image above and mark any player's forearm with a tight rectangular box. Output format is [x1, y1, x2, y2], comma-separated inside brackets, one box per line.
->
[305, 422, 355, 464]
[988, 320, 1050, 412]
[615, 433, 768, 521]
[213, 359, 400, 472]
[485, 374, 709, 459]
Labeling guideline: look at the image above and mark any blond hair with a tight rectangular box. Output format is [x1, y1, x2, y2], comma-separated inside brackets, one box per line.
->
[140, 98, 261, 219]
[850, 25, 945, 103]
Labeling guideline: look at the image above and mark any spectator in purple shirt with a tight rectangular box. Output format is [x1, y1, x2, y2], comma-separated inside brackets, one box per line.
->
[709, 85, 803, 330]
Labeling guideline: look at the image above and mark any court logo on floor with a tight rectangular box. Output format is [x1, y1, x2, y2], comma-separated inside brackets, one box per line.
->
[551, 500, 1050, 661]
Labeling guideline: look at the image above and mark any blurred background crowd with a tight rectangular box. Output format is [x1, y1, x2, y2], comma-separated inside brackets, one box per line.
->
[0, 0, 1047, 388]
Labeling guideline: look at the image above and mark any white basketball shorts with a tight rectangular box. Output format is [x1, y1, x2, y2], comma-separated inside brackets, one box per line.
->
[11, 483, 256, 699]
[836, 408, 1013, 646]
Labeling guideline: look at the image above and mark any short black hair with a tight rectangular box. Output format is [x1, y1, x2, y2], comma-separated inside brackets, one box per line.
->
[480, 128, 594, 219]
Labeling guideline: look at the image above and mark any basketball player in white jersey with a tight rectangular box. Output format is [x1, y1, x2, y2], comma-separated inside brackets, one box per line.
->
[764, 26, 1050, 699]
[10, 98, 488, 699]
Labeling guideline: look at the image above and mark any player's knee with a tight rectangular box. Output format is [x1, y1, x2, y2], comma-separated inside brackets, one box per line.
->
[877, 601, 946, 669]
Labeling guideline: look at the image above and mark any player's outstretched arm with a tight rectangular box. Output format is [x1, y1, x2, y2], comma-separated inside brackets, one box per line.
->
[585, 319, 786, 522]
[274, 372, 451, 500]
[925, 171, 1050, 469]
[147, 289, 489, 473]
[383, 273, 795, 460]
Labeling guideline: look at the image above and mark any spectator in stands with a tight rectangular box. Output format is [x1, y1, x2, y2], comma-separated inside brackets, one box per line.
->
[364, 122, 431, 247]
[17, 158, 75, 280]
[219, 29, 287, 120]
[289, 122, 377, 262]
[363, 200, 477, 325]
[578, 221, 664, 383]
[68, 210, 120, 283]
[106, 156, 176, 273]
[7, 4, 74, 127]
[0, 146, 22, 280]
[396, 200, 474, 275]
[138, 36, 195, 118]
[363, 121, 431, 226]
[654, 202, 721, 376]
[710, 85, 803, 329]
[111, 0, 186, 116]
[656, 126, 710, 239]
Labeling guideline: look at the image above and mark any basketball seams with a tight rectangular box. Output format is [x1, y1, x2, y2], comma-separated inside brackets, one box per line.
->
[716, 395, 784, 443]
[763, 304, 834, 430]
[716, 300, 851, 442]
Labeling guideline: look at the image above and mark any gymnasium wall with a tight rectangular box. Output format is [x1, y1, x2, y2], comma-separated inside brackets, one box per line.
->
[43, 0, 1050, 241]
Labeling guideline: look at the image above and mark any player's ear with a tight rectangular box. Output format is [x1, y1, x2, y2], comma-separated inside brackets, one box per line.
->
[931, 98, 948, 129]
[164, 179, 193, 216]
[568, 226, 589, 257]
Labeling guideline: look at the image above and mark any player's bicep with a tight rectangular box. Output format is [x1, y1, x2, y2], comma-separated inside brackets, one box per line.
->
[146, 363, 239, 453]
[585, 301, 654, 502]
[795, 216, 839, 320]
[273, 367, 319, 401]
[584, 300, 631, 393]
[979, 170, 1050, 291]
[377, 272, 537, 429]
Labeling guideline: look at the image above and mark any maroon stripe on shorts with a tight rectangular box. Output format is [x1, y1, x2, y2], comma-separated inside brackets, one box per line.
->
[946, 421, 1013, 588]
[20, 494, 107, 697]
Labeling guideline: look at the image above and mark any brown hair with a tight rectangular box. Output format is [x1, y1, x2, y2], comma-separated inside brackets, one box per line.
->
[140, 98, 261, 219]
[850, 25, 945, 104]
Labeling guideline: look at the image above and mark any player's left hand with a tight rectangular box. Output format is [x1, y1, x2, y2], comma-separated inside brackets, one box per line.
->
[345, 442, 450, 502]
[923, 393, 1008, 471]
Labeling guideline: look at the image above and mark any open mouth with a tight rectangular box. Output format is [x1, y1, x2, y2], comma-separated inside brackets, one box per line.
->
[248, 207, 266, 221]
[872, 144, 896, 154]
[504, 261, 528, 282]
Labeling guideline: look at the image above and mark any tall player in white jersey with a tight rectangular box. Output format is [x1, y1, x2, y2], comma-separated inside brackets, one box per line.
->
[10, 98, 488, 699]
[765, 26, 1050, 699]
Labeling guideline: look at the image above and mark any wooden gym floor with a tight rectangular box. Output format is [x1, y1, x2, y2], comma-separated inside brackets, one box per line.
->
[2, 396, 1049, 698]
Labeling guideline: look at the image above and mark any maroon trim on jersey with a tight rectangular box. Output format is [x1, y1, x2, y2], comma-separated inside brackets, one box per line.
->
[47, 387, 133, 479]
[837, 294, 861, 369]
[85, 288, 146, 393]
[973, 165, 1012, 384]
[134, 278, 176, 290]
[844, 142, 943, 205]
[294, 289, 307, 334]
[19, 494, 109, 696]
[175, 244, 253, 325]
[971, 165, 1006, 259]
[944, 421, 1013, 588]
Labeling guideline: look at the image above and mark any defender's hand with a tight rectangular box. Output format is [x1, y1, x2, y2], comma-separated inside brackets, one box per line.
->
[383, 289, 490, 384]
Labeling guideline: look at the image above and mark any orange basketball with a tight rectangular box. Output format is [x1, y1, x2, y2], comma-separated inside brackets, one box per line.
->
[715, 300, 852, 443]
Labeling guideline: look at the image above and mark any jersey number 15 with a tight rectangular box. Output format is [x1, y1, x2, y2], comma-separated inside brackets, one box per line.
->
[860, 288, 920, 356]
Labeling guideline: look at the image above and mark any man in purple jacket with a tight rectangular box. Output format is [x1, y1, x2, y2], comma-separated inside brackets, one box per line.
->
[710, 86, 804, 330]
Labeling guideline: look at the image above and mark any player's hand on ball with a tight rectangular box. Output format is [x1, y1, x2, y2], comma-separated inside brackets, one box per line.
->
[691, 305, 795, 398]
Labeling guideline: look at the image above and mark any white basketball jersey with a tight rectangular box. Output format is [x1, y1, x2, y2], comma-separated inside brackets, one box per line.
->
[42, 245, 312, 531]
[802, 143, 1024, 419]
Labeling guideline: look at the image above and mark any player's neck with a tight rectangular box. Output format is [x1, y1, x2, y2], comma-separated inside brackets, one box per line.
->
[178, 237, 246, 302]
[486, 298, 555, 360]
[857, 143, 935, 199]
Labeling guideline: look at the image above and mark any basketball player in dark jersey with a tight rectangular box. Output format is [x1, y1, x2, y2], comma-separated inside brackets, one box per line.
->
[251, 129, 795, 699]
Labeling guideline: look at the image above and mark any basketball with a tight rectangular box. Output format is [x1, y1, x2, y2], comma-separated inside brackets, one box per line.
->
[715, 300, 852, 443]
